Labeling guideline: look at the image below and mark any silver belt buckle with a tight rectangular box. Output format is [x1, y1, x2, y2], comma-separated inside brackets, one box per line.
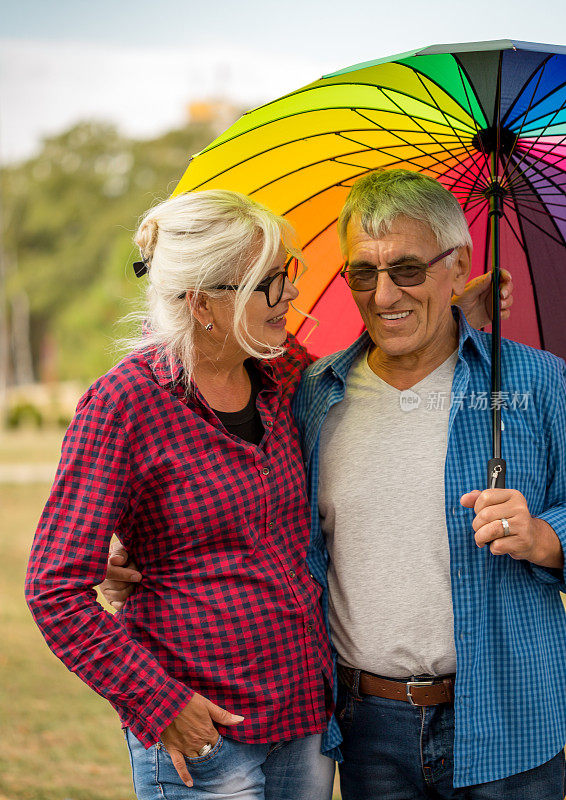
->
[406, 678, 435, 706]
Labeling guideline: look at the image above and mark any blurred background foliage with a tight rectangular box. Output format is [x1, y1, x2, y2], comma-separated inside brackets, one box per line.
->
[1, 119, 215, 388]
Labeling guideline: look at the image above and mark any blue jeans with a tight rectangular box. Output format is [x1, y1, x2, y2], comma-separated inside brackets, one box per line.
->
[124, 728, 335, 800]
[336, 681, 566, 799]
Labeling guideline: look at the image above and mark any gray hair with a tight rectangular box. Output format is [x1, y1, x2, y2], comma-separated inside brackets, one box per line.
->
[125, 190, 302, 388]
[337, 170, 472, 261]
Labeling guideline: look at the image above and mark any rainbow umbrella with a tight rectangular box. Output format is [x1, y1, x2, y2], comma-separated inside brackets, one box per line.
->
[174, 40, 566, 485]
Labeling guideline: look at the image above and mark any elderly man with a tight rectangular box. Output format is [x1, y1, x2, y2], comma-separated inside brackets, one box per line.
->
[101, 170, 565, 798]
[292, 169, 566, 799]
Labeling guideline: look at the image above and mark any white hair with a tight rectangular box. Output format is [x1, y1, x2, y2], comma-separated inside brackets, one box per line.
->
[338, 170, 472, 265]
[124, 190, 303, 388]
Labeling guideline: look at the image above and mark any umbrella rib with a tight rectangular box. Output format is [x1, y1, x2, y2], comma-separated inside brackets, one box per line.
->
[500, 199, 532, 256]
[247, 139, 472, 199]
[505, 94, 566, 186]
[278, 173, 369, 217]
[194, 96, 473, 162]
[512, 203, 566, 225]
[506, 78, 566, 130]
[449, 165, 492, 209]
[500, 165, 566, 197]
[510, 152, 566, 221]
[350, 107, 473, 158]
[187, 125, 378, 190]
[458, 194, 490, 219]
[336, 134, 479, 188]
[452, 57, 490, 127]
[274, 146, 480, 219]
[286, 76, 479, 131]
[451, 61, 492, 202]
[453, 57, 494, 184]
[500, 60, 549, 181]
[457, 61, 496, 202]
[506, 153, 566, 195]
[336, 152, 478, 191]
[408, 69, 480, 171]
[466, 198, 490, 231]
[299, 217, 341, 251]
[337, 127, 471, 177]
[277, 158, 478, 220]
[494, 51, 504, 181]
[339, 131, 468, 161]
[356, 98, 479, 192]
[519, 132, 566, 167]
[508, 190, 566, 245]
[500, 56, 553, 126]
[449, 187, 489, 200]
[509, 149, 566, 198]
[298, 263, 344, 318]
[511, 197, 566, 224]
[188, 107, 474, 192]
[505, 187, 547, 350]
[505, 186, 566, 203]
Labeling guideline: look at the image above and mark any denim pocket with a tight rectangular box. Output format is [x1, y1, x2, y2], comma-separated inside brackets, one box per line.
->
[336, 683, 356, 728]
[184, 735, 224, 764]
[156, 735, 225, 783]
[156, 736, 230, 796]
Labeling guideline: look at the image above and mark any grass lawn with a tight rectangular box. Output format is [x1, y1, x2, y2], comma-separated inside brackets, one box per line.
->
[0, 479, 136, 800]
[0, 429, 342, 799]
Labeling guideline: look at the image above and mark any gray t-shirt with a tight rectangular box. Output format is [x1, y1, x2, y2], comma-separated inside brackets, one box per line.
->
[319, 348, 458, 678]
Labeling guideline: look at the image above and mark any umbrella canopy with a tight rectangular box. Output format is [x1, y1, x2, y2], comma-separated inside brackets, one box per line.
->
[174, 39, 566, 362]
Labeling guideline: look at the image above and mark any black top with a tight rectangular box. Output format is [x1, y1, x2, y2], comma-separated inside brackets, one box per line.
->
[212, 361, 265, 445]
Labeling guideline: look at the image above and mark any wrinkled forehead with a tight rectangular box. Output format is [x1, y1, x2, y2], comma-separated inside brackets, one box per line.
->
[345, 214, 439, 260]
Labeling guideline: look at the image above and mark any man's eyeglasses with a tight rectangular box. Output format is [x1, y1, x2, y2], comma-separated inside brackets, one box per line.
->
[212, 256, 300, 307]
[340, 248, 455, 291]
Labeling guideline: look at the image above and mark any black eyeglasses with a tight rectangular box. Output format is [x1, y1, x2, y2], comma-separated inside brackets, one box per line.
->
[341, 248, 455, 291]
[195, 256, 300, 307]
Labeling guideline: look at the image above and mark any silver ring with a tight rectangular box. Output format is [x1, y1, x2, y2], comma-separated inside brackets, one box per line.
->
[198, 742, 213, 757]
[501, 518, 511, 537]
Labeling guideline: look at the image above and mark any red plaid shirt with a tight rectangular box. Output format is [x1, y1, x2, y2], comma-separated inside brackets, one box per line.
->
[25, 336, 333, 748]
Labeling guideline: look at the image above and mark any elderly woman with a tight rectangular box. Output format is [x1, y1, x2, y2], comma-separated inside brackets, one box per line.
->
[26, 189, 510, 800]
[26, 190, 335, 800]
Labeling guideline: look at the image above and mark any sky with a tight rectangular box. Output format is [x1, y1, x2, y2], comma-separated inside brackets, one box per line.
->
[2, 0, 566, 163]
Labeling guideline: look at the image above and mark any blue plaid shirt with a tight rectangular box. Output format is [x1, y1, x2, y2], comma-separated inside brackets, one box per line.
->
[293, 309, 566, 787]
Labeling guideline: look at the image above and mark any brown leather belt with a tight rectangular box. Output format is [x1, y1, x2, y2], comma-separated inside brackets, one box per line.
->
[338, 664, 455, 706]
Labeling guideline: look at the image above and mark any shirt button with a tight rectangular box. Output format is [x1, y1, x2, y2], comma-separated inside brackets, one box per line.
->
[306, 624, 313, 633]
[289, 570, 296, 579]
[262, 467, 270, 476]
[265, 420, 273, 427]
[267, 522, 275, 530]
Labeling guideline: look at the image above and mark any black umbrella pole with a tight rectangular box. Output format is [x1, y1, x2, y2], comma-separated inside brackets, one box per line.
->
[487, 183, 506, 490]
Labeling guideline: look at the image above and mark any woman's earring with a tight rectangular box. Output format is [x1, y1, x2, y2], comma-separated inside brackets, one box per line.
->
[205, 323, 213, 331]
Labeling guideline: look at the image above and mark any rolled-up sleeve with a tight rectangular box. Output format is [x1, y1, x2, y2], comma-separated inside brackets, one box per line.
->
[24, 391, 194, 747]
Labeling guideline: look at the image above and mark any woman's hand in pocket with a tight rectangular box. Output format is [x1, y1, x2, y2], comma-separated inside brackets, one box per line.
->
[160, 693, 244, 787]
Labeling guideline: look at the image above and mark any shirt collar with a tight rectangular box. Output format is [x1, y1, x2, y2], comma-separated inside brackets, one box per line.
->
[148, 346, 279, 391]
[455, 306, 491, 364]
[308, 306, 490, 382]
[149, 347, 185, 388]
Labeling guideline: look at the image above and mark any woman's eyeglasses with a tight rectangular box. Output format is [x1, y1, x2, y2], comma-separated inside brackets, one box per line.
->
[180, 256, 300, 306]
[340, 248, 455, 291]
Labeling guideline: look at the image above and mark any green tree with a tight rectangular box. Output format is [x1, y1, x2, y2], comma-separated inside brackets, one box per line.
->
[2, 119, 217, 385]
